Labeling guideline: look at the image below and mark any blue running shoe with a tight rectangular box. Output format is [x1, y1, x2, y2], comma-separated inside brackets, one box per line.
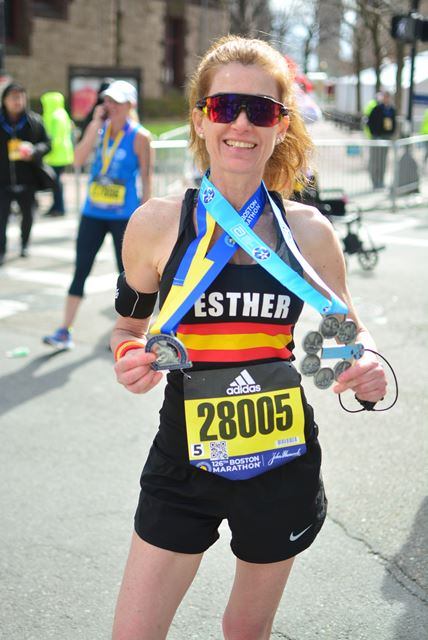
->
[43, 327, 74, 350]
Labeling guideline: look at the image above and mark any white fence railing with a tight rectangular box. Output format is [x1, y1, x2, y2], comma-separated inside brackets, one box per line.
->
[150, 134, 428, 211]
[313, 135, 428, 211]
[72, 134, 428, 213]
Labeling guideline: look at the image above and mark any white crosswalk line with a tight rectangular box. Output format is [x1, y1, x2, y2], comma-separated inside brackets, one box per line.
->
[2, 267, 116, 293]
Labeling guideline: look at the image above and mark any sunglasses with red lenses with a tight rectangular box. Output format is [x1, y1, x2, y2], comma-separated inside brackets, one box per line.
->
[196, 93, 289, 128]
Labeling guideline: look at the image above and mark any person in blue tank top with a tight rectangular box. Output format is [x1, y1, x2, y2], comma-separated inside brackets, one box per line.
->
[110, 38, 388, 639]
[42, 80, 153, 349]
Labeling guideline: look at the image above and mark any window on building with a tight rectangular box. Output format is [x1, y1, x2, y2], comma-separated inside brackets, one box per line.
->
[164, 16, 185, 90]
[32, 0, 70, 19]
[4, 0, 30, 54]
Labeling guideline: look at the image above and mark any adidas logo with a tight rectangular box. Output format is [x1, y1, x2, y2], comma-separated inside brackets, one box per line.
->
[226, 369, 261, 395]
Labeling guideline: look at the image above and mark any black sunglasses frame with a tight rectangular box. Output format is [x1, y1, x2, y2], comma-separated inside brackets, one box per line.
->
[195, 93, 289, 127]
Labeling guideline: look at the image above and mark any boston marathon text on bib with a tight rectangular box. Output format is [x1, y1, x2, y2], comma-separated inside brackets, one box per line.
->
[184, 361, 306, 480]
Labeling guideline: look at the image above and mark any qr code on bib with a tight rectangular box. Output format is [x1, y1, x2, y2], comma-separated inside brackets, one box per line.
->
[209, 441, 228, 460]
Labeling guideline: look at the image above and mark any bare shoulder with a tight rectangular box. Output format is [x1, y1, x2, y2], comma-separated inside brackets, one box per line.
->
[282, 198, 336, 252]
[125, 194, 183, 249]
[135, 125, 152, 143]
[122, 194, 185, 291]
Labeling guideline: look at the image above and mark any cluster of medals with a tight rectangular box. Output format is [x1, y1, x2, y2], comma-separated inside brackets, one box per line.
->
[300, 316, 364, 389]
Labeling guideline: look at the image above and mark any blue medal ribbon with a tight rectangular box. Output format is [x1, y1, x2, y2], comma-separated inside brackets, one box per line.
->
[0, 113, 28, 137]
[157, 184, 266, 334]
[200, 173, 348, 316]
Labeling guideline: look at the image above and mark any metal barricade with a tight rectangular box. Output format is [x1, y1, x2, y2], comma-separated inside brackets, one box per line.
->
[151, 139, 194, 196]
[73, 133, 428, 212]
[314, 135, 428, 211]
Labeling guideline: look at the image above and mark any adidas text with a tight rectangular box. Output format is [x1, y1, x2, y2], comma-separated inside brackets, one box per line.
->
[226, 384, 261, 395]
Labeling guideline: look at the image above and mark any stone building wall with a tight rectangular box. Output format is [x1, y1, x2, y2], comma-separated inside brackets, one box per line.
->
[4, 0, 230, 102]
[6, 0, 115, 99]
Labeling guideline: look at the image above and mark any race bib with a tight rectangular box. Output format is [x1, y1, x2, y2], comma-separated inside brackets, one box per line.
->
[8, 139, 23, 161]
[184, 361, 306, 480]
[89, 179, 125, 207]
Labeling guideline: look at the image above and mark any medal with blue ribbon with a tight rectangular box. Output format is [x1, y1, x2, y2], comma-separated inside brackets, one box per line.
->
[147, 172, 364, 384]
[146, 182, 266, 370]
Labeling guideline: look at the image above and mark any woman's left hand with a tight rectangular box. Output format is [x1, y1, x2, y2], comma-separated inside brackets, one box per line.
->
[332, 352, 387, 403]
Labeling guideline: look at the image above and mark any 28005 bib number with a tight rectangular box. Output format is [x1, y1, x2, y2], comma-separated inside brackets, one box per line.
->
[185, 386, 305, 463]
[197, 393, 293, 442]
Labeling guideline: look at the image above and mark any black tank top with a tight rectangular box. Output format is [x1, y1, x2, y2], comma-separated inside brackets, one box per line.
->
[154, 189, 314, 462]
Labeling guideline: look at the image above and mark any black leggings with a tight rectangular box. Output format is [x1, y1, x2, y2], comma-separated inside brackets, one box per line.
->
[68, 215, 129, 297]
[0, 186, 35, 254]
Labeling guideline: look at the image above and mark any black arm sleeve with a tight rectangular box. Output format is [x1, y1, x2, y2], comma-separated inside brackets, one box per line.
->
[115, 272, 158, 319]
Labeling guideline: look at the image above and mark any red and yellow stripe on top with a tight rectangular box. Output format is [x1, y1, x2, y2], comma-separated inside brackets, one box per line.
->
[177, 321, 294, 363]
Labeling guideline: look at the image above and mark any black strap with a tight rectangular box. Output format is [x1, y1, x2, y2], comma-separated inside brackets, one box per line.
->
[338, 348, 398, 413]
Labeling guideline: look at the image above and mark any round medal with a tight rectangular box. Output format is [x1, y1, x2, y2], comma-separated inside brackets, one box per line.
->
[300, 354, 321, 376]
[145, 334, 192, 371]
[319, 315, 340, 339]
[337, 319, 358, 344]
[302, 330, 323, 355]
[314, 367, 335, 390]
[334, 360, 352, 380]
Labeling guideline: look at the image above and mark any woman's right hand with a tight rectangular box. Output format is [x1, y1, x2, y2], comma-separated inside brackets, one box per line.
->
[92, 104, 107, 126]
[114, 348, 163, 394]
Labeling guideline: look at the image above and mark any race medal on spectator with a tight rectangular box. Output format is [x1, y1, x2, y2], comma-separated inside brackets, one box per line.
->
[145, 334, 192, 371]
[183, 361, 306, 480]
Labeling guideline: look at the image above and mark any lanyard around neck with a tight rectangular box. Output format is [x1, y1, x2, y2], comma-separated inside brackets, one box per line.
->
[100, 123, 126, 175]
[150, 184, 266, 335]
[200, 173, 348, 317]
[0, 113, 28, 136]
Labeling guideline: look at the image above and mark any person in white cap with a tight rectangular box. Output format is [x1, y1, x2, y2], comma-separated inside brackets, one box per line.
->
[43, 80, 154, 350]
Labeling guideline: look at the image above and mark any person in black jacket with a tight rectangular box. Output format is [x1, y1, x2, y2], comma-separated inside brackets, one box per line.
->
[0, 82, 51, 265]
[367, 90, 396, 189]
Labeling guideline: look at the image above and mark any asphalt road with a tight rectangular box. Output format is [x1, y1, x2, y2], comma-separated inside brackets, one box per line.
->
[0, 189, 427, 639]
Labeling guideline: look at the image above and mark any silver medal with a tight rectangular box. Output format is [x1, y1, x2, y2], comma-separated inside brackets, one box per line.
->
[145, 334, 192, 371]
[319, 315, 340, 339]
[314, 367, 335, 390]
[302, 330, 323, 355]
[300, 354, 321, 376]
[334, 360, 352, 380]
[337, 319, 358, 344]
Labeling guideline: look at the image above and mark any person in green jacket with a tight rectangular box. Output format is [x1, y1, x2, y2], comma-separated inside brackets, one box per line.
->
[40, 91, 74, 216]
[420, 108, 428, 162]
[362, 92, 382, 139]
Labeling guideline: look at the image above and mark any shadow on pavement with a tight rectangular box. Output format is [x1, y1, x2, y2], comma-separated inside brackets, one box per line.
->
[0, 330, 112, 420]
[382, 496, 428, 638]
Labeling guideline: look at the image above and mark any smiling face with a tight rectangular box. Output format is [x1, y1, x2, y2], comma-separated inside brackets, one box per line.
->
[192, 63, 289, 186]
[103, 96, 131, 122]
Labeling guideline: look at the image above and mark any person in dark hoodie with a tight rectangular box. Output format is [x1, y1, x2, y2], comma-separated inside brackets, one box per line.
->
[0, 82, 51, 265]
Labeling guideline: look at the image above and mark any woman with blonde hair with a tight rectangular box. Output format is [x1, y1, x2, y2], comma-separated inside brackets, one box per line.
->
[111, 36, 386, 639]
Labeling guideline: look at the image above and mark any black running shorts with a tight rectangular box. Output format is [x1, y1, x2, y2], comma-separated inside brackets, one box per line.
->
[134, 438, 327, 564]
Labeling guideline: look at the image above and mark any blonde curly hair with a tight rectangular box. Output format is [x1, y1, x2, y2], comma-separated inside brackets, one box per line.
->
[188, 35, 313, 196]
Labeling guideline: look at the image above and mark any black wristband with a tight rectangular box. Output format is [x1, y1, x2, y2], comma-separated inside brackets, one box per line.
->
[355, 396, 377, 411]
[115, 272, 158, 319]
